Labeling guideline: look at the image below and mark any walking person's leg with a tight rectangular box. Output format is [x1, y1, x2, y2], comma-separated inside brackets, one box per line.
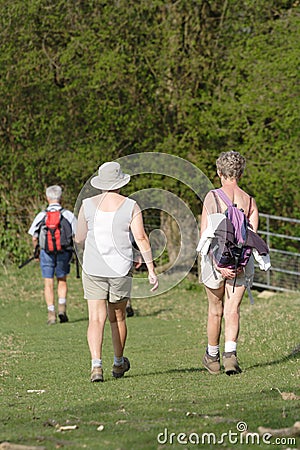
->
[44, 277, 56, 325]
[126, 298, 134, 317]
[223, 284, 245, 375]
[206, 286, 224, 346]
[56, 251, 72, 323]
[107, 272, 132, 378]
[40, 250, 56, 325]
[203, 285, 224, 374]
[108, 300, 130, 378]
[87, 299, 107, 382]
[57, 276, 68, 322]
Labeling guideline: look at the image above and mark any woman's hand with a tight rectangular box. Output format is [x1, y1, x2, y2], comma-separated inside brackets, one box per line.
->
[218, 267, 242, 279]
[148, 271, 159, 292]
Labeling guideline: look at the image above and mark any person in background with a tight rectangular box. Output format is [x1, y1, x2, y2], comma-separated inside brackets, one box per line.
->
[28, 185, 76, 325]
[200, 151, 259, 375]
[75, 161, 158, 382]
[125, 299, 135, 318]
[126, 237, 143, 317]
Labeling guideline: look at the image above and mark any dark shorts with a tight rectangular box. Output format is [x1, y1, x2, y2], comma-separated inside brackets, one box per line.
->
[40, 249, 72, 278]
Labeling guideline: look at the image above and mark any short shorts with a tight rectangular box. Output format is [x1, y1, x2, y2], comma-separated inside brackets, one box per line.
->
[82, 269, 133, 303]
[40, 249, 72, 279]
[200, 254, 254, 290]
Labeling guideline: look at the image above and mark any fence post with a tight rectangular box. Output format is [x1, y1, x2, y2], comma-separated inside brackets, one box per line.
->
[266, 215, 270, 287]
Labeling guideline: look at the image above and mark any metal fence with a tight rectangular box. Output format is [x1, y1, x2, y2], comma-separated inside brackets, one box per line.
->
[253, 213, 300, 292]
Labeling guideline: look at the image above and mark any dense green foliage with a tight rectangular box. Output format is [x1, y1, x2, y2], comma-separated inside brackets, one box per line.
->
[0, 265, 299, 449]
[0, 0, 299, 263]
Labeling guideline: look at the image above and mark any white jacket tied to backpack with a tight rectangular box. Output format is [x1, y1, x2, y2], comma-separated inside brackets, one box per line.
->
[197, 213, 271, 271]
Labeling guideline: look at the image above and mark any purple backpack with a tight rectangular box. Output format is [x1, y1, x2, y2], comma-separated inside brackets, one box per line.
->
[210, 189, 252, 288]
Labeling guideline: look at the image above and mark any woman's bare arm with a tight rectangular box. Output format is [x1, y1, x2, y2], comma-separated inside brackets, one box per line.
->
[130, 204, 158, 291]
[74, 205, 88, 246]
[248, 197, 259, 232]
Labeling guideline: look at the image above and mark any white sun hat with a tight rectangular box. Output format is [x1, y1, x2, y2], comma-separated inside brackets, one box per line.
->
[90, 162, 131, 190]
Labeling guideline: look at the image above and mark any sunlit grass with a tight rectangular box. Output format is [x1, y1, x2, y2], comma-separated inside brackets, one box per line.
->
[0, 264, 299, 449]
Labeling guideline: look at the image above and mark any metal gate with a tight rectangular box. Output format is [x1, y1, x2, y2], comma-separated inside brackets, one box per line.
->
[253, 213, 300, 292]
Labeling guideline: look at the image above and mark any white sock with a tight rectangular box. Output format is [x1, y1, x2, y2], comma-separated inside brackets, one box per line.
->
[92, 359, 102, 369]
[114, 356, 124, 366]
[58, 298, 66, 305]
[207, 345, 219, 357]
[225, 341, 237, 353]
[48, 305, 55, 312]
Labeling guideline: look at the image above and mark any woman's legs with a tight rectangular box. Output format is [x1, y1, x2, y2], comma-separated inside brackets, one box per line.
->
[107, 300, 127, 358]
[205, 283, 246, 347]
[222, 284, 246, 375]
[223, 284, 245, 344]
[107, 300, 131, 378]
[202, 285, 224, 374]
[205, 285, 225, 347]
[87, 299, 107, 361]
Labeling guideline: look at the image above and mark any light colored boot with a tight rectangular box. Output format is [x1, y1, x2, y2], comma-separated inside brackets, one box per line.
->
[223, 351, 242, 375]
[91, 367, 104, 382]
[202, 350, 221, 375]
[47, 310, 56, 325]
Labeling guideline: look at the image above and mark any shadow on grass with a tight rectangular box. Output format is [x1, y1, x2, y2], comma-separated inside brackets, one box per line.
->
[109, 367, 207, 380]
[69, 317, 89, 323]
[69, 308, 173, 321]
[245, 344, 300, 371]
[119, 345, 300, 380]
[129, 308, 173, 317]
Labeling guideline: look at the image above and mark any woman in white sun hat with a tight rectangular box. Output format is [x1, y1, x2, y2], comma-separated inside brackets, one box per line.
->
[75, 161, 158, 382]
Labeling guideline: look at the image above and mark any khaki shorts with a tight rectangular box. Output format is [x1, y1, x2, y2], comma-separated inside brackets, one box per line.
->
[200, 254, 254, 290]
[82, 269, 133, 303]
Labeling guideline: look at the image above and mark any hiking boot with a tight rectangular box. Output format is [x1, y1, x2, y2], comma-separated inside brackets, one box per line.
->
[58, 312, 69, 323]
[112, 357, 130, 378]
[91, 367, 104, 382]
[126, 305, 134, 317]
[58, 304, 69, 323]
[47, 310, 56, 325]
[202, 350, 221, 375]
[223, 351, 242, 375]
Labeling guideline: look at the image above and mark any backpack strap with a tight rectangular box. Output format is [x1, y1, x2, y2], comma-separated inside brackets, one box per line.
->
[247, 196, 252, 219]
[213, 188, 233, 207]
[212, 190, 222, 213]
[215, 189, 253, 218]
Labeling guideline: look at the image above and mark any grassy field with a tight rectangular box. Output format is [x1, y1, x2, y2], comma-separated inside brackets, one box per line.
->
[0, 263, 299, 450]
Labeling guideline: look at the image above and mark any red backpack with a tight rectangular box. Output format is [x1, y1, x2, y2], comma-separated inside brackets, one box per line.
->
[38, 208, 73, 253]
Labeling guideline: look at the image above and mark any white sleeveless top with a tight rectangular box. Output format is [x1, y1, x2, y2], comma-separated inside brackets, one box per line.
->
[82, 196, 136, 277]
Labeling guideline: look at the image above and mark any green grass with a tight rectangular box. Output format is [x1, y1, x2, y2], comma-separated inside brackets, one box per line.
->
[0, 263, 299, 450]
